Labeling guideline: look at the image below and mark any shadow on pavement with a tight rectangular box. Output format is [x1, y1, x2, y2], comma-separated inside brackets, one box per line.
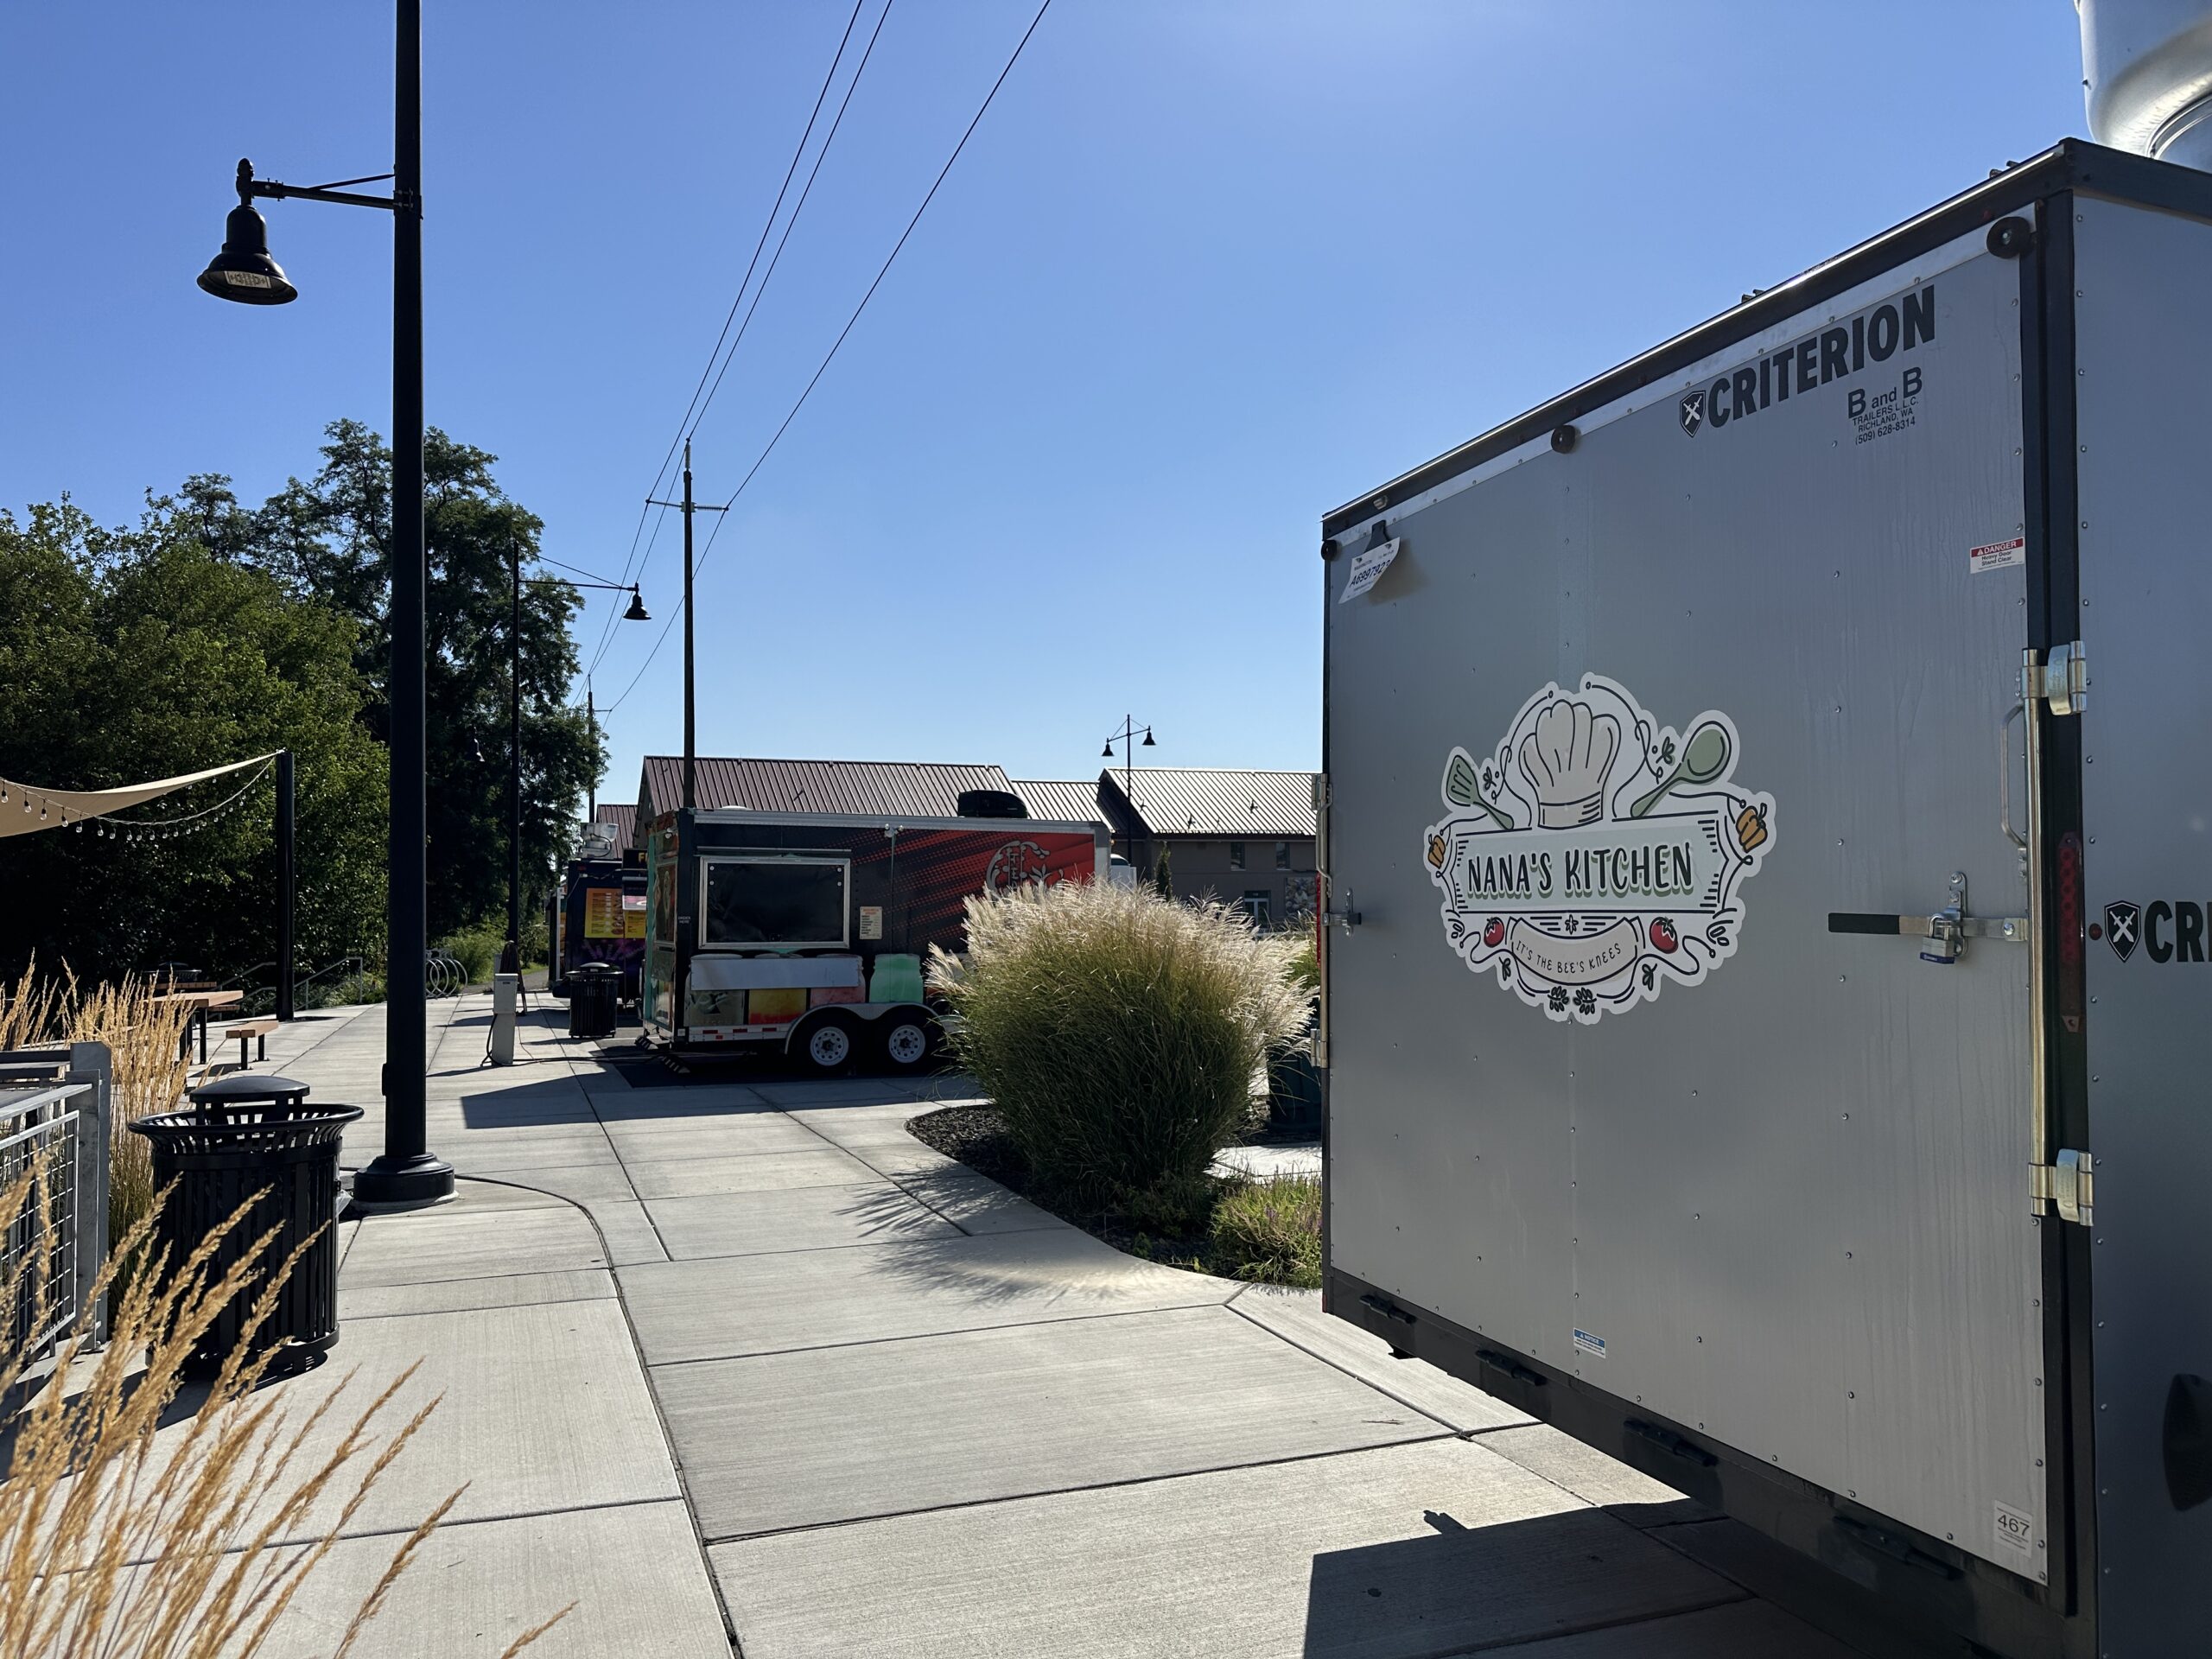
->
[1301, 1504, 1726, 1657]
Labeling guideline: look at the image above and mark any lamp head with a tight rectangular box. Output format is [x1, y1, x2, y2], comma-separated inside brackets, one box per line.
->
[197, 198, 297, 305]
[1102, 741, 1116, 759]
[622, 588, 650, 622]
[1141, 728, 1155, 747]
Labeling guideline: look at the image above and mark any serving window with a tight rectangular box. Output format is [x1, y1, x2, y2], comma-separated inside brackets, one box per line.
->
[699, 856, 849, 950]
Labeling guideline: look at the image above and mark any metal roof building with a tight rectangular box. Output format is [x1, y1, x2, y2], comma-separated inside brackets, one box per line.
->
[632, 756, 1018, 842]
[1096, 767, 1317, 839]
[1007, 779, 1109, 826]
[579, 803, 636, 851]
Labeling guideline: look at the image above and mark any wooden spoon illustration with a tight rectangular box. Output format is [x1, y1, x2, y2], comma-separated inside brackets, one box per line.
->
[1443, 753, 1515, 830]
[1630, 721, 1732, 818]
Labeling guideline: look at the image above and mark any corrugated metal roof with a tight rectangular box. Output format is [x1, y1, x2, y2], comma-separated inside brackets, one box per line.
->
[637, 756, 1016, 824]
[1008, 779, 1107, 824]
[1098, 767, 1317, 838]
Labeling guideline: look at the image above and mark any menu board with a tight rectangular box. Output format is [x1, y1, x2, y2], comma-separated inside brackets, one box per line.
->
[583, 887, 626, 939]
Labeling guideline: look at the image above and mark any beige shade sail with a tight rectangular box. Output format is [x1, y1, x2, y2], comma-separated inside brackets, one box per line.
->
[0, 753, 279, 838]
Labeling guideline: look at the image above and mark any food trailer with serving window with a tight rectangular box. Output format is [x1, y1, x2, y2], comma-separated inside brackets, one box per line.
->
[643, 806, 1105, 1071]
[550, 844, 648, 1007]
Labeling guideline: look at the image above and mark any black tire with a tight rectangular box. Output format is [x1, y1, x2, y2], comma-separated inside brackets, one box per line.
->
[877, 1009, 936, 1073]
[795, 1013, 860, 1075]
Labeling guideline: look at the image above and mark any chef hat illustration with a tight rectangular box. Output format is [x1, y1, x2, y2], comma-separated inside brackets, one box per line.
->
[1517, 699, 1619, 829]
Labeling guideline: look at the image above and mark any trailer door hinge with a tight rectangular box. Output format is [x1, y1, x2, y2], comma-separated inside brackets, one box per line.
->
[2031, 1148, 2094, 1225]
[2025, 642, 2088, 716]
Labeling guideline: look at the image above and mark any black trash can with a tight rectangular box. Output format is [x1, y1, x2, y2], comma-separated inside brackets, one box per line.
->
[130, 1073, 362, 1380]
[569, 962, 619, 1039]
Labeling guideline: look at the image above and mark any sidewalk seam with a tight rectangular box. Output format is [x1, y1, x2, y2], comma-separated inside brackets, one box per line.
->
[701, 1432, 1460, 1547]
[454, 1170, 745, 1656]
[641, 1294, 1250, 1370]
[1222, 1296, 1478, 1437]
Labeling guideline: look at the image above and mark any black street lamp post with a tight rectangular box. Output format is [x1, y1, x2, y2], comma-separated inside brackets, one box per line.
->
[1102, 715, 1156, 865]
[502, 550, 647, 976]
[198, 0, 449, 1207]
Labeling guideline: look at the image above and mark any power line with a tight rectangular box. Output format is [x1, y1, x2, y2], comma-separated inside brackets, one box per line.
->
[602, 0, 1055, 717]
[683, 0, 898, 448]
[586, 0, 870, 677]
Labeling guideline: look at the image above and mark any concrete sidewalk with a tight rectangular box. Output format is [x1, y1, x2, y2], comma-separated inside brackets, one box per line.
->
[260, 995, 1894, 1657]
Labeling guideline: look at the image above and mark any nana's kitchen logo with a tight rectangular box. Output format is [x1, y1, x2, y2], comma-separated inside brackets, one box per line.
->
[1679, 283, 1934, 438]
[1424, 676, 1774, 1024]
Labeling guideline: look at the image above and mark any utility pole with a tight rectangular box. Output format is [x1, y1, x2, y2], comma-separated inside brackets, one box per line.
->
[586, 676, 596, 823]
[648, 442, 726, 813]
[504, 533, 522, 976]
[276, 749, 295, 1021]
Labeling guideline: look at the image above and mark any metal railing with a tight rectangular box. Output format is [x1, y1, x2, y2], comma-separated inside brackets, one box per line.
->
[0, 1044, 112, 1355]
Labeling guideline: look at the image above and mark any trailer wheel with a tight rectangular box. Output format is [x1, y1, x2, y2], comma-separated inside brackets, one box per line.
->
[879, 1012, 935, 1072]
[798, 1014, 858, 1074]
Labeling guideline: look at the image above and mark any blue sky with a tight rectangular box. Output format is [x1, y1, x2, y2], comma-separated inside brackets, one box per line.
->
[3, 3, 2088, 804]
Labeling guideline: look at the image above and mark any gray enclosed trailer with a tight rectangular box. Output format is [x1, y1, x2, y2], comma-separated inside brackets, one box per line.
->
[1319, 141, 2212, 1657]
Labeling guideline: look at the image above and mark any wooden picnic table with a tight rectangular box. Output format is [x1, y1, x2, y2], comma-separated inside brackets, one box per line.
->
[149, 988, 244, 1065]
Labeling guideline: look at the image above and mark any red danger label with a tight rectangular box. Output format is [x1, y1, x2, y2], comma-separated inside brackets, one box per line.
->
[1969, 537, 2025, 575]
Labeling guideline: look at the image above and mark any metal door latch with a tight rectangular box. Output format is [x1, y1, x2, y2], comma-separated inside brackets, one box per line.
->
[2031, 1148, 2094, 1225]
[1323, 888, 1361, 934]
[2026, 642, 2088, 716]
[1827, 872, 2025, 964]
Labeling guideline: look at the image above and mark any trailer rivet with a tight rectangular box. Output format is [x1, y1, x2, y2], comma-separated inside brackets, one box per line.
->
[1847, 1390, 1855, 1398]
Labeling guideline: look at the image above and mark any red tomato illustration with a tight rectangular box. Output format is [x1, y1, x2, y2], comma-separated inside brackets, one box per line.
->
[1483, 917, 1506, 948]
[1649, 918, 1679, 953]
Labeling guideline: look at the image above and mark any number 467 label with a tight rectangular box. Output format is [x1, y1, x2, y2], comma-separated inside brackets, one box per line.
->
[1993, 1500, 2036, 1561]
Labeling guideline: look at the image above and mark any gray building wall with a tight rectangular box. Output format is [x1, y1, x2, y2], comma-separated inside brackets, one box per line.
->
[1133, 834, 1315, 925]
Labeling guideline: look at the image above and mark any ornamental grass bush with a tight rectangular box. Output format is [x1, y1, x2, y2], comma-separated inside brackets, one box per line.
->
[0, 963, 194, 1259]
[929, 880, 1311, 1206]
[1211, 1174, 1323, 1287]
[0, 1169, 566, 1657]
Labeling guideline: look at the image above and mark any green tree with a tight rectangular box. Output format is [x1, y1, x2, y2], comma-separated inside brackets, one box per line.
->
[256, 422, 602, 941]
[0, 498, 388, 981]
[1152, 848, 1174, 900]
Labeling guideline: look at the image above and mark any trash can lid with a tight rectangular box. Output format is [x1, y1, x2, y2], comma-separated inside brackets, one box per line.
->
[188, 1072, 311, 1109]
[573, 961, 619, 976]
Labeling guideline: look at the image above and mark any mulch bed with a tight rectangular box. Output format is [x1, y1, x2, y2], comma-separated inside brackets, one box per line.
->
[906, 1104, 1236, 1275]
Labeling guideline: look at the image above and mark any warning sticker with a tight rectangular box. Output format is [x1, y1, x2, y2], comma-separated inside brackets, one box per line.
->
[1572, 1328, 1607, 1360]
[1969, 536, 2025, 575]
[1993, 1500, 2036, 1562]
